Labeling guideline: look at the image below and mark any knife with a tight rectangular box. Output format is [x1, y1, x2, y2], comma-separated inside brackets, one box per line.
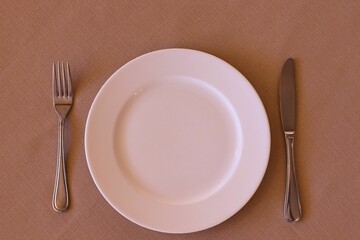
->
[280, 58, 302, 223]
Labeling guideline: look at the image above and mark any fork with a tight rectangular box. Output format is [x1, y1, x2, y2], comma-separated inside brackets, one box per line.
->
[52, 61, 73, 212]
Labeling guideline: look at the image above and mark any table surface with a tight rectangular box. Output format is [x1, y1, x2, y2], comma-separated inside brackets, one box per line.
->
[1, 1, 359, 239]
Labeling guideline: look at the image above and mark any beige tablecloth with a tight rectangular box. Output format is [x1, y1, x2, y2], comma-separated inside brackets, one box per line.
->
[1, 1, 359, 239]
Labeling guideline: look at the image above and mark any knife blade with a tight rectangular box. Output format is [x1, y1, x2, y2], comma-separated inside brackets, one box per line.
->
[280, 58, 302, 223]
[280, 59, 295, 132]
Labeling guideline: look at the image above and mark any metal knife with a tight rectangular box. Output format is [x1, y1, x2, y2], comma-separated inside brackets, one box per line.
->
[280, 58, 302, 223]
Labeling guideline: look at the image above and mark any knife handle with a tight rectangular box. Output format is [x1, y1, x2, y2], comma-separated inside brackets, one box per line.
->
[284, 131, 301, 222]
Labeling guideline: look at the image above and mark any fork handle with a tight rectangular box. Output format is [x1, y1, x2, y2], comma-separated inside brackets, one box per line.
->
[52, 118, 69, 212]
[284, 131, 301, 222]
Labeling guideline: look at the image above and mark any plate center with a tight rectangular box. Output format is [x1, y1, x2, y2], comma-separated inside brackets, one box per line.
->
[114, 76, 242, 204]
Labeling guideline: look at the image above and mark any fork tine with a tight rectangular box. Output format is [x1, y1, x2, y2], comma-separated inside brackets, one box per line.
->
[61, 61, 67, 97]
[65, 62, 72, 97]
[56, 62, 62, 96]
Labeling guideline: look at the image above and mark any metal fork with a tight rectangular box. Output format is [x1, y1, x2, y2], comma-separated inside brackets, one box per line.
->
[52, 61, 73, 212]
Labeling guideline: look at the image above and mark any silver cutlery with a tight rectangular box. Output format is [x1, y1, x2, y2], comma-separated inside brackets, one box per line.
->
[280, 58, 302, 222]
[52, 61, 72, 212]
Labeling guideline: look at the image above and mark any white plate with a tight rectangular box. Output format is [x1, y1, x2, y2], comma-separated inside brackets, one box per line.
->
[85, 49, 270, 233]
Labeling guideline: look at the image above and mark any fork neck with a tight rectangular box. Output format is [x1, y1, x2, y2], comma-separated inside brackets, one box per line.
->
[57, 117, 65, 126]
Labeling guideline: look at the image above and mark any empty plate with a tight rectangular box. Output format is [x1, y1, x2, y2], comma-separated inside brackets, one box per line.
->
[85, 49, 270, 233]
